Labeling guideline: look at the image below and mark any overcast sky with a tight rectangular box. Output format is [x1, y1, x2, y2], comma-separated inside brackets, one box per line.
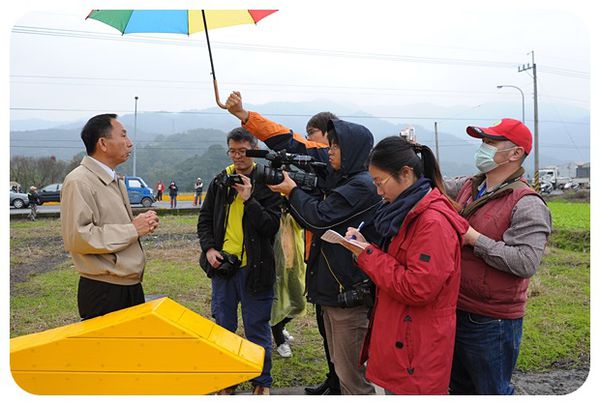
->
[5, 0, 592, 126]
[2, 0, 597, 403]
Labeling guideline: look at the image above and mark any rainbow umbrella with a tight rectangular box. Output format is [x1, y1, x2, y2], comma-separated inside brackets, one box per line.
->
[86, 10, 278, 108]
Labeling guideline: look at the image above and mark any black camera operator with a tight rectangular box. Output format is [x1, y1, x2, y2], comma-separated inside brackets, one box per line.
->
[197, 127, 281, 395]
[268, 119, 382, 395]
[226, 92, 341, 395]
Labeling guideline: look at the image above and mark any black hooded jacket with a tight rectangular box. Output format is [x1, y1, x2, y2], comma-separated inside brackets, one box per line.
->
[288, 119, 382, 306]
[197, 164, 281, 294]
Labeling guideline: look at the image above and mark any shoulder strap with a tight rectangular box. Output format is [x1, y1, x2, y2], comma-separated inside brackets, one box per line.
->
[460, 180, 532, 218]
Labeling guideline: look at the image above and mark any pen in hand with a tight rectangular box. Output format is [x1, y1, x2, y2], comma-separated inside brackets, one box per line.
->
[350, 221, 365, 240]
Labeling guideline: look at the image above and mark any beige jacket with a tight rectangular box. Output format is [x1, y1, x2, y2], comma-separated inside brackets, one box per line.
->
[60, 156, 145, 285]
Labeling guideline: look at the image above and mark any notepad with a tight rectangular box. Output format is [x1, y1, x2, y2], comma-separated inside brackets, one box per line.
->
[320, 229, 366, 250]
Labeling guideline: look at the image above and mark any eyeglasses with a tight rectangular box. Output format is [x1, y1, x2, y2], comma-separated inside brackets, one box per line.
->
[227, 148, 248, 157]
[372, 175, 393, 188]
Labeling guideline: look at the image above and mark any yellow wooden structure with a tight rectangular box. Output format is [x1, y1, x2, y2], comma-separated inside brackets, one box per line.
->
[10, 298, 264, 394]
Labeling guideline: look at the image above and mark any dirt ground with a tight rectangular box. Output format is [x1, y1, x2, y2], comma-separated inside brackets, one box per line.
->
[267, 367, 590, 395]
[512, 367, 589, 395]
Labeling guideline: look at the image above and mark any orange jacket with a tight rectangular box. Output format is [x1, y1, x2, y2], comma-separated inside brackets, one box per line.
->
[242, 111, 330, 262]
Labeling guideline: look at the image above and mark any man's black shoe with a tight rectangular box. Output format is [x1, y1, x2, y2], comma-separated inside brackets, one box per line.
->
[304, 381, 330, 395]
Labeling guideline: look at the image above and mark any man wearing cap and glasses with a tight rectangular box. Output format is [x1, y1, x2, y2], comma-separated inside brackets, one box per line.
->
[447, 118, 552, 395]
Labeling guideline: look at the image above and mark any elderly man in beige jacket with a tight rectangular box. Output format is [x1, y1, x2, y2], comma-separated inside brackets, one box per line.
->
[61, 113, 159, 320]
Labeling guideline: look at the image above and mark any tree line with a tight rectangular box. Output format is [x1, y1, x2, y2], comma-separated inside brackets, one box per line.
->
[10, 144, 232, 193]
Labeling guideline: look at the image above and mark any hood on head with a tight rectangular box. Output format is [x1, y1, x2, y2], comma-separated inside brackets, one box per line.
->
[327, 119, 374, 176]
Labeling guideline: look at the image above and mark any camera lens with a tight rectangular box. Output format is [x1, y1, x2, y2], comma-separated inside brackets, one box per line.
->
[337, 290, 359, 308]
[254, 166, 284, 185]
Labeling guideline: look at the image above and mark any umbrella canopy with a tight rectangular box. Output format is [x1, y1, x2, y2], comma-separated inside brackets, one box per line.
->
[87, 10, 277, 108]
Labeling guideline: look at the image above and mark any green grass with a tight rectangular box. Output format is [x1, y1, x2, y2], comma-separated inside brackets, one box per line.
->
[547, 201, 590, 231]
[9, 215, 329, 388]
[10, 263, 80, 336]
[547, 201, 590, 252]
[518, 200, 590, 370]
[520, 247, 590, 370]
[10, 202, 590, 382]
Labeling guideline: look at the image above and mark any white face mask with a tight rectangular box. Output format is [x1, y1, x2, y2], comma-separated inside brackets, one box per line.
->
[474, 143, 516, 173]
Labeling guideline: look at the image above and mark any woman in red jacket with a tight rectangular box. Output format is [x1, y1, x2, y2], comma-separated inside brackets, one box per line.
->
[343, 136, 469, 394]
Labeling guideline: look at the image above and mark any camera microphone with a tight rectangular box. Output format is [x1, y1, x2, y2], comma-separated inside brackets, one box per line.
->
[244, 149, 270, 158]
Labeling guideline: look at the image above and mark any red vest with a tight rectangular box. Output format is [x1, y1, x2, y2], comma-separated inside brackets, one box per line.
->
[456, 179, 539, 319]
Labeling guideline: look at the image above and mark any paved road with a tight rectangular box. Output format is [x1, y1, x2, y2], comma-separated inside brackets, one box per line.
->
[10, 200, 201, 216]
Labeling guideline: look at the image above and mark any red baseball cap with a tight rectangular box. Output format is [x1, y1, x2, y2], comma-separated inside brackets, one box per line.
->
[466, 118, 532, 154]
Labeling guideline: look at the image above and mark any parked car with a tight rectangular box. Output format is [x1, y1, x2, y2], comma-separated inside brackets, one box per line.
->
[10, 190, 29, 209]
[125, 176, 155, 207]
[38, 183, 62, 204]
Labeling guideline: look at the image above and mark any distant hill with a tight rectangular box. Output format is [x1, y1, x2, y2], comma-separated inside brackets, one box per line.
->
[10, 118, 73, 131]
[10, 99, 589, 180]
[9, 127, 160, 161]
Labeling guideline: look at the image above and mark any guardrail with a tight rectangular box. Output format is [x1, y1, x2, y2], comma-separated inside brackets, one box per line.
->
[10, 206, 202, 220]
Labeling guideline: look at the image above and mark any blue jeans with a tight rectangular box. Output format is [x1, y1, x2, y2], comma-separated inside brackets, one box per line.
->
[211, 267, 274, 387]
[450, 310, 523, 395]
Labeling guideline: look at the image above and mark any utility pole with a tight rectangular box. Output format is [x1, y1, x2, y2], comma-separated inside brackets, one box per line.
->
[133, 96, 138, 177]
[434, 121, 439, 161]
[518, 51, 539, 192]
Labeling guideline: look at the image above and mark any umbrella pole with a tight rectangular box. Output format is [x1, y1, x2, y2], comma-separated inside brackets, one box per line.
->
[201, 10, 227, 109]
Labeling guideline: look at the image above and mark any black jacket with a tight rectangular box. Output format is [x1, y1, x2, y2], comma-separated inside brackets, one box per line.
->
[288, 119, 382, 306]
[27, 191, 41, 205]
[197, 164, 281, 294]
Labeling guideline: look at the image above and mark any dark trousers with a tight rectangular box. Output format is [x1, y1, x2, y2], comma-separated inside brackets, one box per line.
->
[77, 277, 145, 320]
[211, 268, 274, 387]
[316, 304, 340, 391]
[450, 310, 523, 395]
[194, 190, 203, 205]
[271, 317, 292, 346]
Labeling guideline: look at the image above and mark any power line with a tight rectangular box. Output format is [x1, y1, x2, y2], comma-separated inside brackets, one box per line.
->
[9, 74, 590, 104]
[9, 143, 589, 151]
[9, 106, 591, 125]
[12, 25, 589, 79]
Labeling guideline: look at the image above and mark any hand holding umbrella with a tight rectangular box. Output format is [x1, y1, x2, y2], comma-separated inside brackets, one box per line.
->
[87, 9, 277, 109]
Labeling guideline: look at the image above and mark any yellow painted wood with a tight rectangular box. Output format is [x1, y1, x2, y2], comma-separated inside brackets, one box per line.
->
[11, 371, 255, 395]
[10, 298, 264, 394]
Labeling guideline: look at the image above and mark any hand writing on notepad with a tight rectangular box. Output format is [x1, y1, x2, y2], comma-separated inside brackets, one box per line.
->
[321, 228, 370, 256]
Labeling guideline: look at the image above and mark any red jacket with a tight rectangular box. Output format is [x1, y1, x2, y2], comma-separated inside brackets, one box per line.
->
[357, 189, 469, 394]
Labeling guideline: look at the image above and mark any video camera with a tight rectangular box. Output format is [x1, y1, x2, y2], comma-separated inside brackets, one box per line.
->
[245, 149, 327, 191]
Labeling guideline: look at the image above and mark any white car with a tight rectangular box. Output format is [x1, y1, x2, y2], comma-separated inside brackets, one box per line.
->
[10, 190, 29, 209]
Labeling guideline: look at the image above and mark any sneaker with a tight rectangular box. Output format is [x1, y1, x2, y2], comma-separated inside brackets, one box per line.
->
[282, 328, 295, 342]
[276, 342, 292, 358]
[252, 385, 270, 395]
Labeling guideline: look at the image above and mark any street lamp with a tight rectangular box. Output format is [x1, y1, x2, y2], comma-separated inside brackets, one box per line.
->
[497, 85, 525, 123]
[133, 96, 138, 176]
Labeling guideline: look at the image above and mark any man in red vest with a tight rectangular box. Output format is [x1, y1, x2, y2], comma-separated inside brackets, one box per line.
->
[448, 118, 552, 395]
